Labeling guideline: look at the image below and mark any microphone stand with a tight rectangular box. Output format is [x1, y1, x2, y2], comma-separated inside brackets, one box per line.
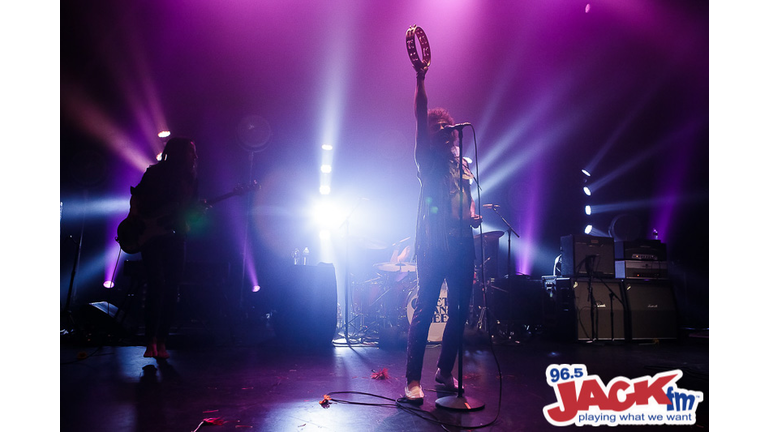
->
[584, 256, 624, 343]
[436, 127, 484, 411]
[598, 275, 625, 342]
[487, 206, 519, 279]
[585, 255, 598, 342]
[240, 150, 256, 311]
[61, 192, 87, 335]
[339, 198, 365, 343]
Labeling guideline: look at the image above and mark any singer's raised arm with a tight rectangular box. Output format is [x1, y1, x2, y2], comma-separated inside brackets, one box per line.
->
[414, 68, 429, 165]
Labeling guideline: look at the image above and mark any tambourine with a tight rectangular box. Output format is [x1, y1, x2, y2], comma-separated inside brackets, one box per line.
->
[405, 25, 431, 70]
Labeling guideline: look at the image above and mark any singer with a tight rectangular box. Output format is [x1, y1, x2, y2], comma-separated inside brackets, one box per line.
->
[403, 49, 482, 404]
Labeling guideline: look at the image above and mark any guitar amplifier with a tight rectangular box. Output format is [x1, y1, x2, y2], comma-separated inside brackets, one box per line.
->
[560, 235, 615, 277]
[615, 260, 668, 279]
[614, 239, 667, 261]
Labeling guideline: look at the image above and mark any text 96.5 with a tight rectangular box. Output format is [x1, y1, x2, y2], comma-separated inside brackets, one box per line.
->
[546, 364, 588, 385]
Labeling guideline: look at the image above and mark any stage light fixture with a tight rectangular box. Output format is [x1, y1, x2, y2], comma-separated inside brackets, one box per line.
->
[103, 281, 115, 289]
[583, 186, 592, 196]
[584, 224, 593, 234]
[312, 201, 343, 229]
[321, 143, 333, 151]
[585, 205, 592, 215]
[582, 169, 591, 177]
[252, 285, 261, 293]
[158, 130, 171, 138]
[321, 164, 332, 173]
[319, 185, 331, 195]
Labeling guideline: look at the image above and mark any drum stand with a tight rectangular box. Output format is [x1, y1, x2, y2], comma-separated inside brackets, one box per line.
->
[339, 198, 368, 343]
[474, 283, 505, 338]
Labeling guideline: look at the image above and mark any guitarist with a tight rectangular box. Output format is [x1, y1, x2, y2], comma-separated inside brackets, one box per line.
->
[128, 137, 199, 359]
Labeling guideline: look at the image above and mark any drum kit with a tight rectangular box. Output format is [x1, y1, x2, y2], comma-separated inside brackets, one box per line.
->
[350, 255, 418, 342]
[352, 258, 449, 343]
[349, 230, 509, 344]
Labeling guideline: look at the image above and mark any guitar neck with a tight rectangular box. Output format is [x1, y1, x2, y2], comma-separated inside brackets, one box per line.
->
[205, 192, 237, 206]
[203, 181, 258, 207]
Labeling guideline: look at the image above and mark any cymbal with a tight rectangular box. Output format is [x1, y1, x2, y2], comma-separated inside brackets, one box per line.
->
[375, 262, 416, 272]
[474, 231, 504, 240]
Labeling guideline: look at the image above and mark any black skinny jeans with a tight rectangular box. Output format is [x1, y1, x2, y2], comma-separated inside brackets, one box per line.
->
[405, 236, 474, 383]
[141, 235, 185, 343]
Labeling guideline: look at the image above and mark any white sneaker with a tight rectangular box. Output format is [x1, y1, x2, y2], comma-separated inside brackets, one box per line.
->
[435, 368, 459, 391]
[404, 381, 424, 404]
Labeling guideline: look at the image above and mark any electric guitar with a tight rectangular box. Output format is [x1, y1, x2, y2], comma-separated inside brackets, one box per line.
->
[116, 181, 259, 254]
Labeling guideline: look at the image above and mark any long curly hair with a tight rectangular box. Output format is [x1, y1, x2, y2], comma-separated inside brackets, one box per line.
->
[427, 107, 456, 145]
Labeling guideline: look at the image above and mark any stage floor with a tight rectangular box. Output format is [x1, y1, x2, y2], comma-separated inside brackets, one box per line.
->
[60, 321, 708, 432]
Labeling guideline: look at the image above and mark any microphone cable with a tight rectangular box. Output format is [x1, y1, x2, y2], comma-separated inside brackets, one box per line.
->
[319, 389, 501, 430]
[467, 123, 504, 429]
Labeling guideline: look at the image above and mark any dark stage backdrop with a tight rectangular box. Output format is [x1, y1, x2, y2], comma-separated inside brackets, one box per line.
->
[60, 0, 708, 329]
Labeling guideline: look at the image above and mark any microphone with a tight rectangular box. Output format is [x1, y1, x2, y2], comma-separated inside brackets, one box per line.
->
[443, 122, 471, 131]
[482, 204, 499, 209]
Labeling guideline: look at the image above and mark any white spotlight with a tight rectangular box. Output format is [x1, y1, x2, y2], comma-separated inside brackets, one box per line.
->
[321, 164, 332, 173]
[581, 169, 591, 177]
[158, 130, 171, 138]
[585, 205, 592, 215]
[321, 143, 333, 151]
[103, 281, 115, 289]
[583, 186, 592, 196]
[313, 202, 342, 228]
[252, 285, 261, 293]
[319, 185, 331, 195]
[584, 225, 593, 234]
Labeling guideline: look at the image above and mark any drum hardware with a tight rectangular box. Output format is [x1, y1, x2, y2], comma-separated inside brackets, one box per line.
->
[374, 261, 416, 273]
[347, 268, 415, 343]
[482, 207, 520, 279]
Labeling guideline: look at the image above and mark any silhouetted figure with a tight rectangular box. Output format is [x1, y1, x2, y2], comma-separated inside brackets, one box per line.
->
[403, 64, 481, 403]
[127, 137, 199, 359]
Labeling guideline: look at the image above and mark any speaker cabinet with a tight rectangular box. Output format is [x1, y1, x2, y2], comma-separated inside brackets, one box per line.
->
[623, 280, 678, 340]
[542, 277, 624, 341]
[572, 278, 625, 341]
[270, 263, 338, 347]
[561, 235, 615, 277]
[542, 277, 576, 341]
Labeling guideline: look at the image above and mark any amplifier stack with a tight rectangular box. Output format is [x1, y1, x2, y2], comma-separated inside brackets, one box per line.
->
[545, 235, 678, 341]
[614, 239, 668, 279]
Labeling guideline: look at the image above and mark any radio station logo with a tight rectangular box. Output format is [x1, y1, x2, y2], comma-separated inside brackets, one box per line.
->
[543, 364, 703, 427]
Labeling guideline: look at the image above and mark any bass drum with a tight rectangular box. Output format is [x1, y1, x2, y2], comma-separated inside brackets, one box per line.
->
[406, 282, 448, 342]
